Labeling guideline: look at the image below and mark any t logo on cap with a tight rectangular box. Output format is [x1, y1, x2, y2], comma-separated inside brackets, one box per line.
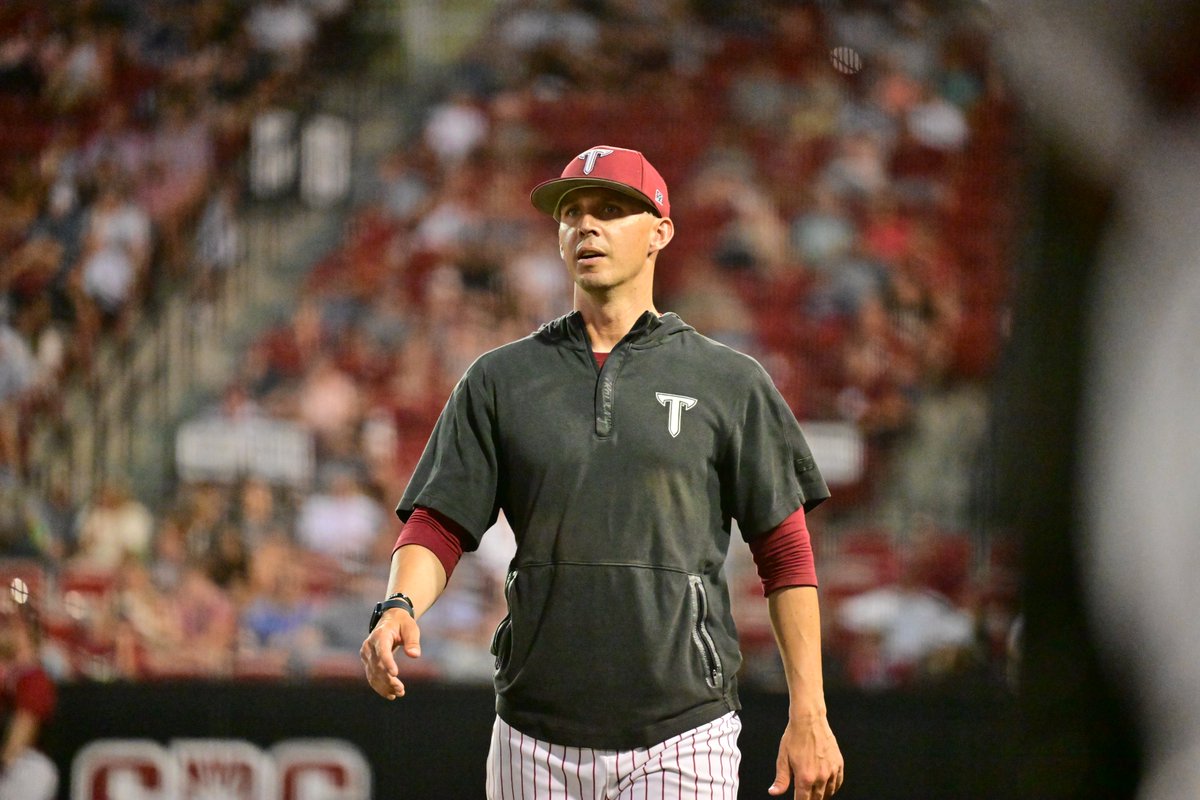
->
[578, 148, 614, 175]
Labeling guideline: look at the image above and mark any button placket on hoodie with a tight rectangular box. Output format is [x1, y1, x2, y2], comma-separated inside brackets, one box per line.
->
[588, 314, 655, 439]
[594, 351, 624, 438]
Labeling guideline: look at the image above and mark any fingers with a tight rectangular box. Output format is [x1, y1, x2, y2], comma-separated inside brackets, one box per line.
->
[360, 633, 404, 699]
[770, 759, 843, 800]
[767, 752, 791, 796]
[360, 615, 422, 701]
[811, 760, 844, 800]
[804, 760, 844, 799]
[399, 613, 421, 658]
[823, 763, 843, 798]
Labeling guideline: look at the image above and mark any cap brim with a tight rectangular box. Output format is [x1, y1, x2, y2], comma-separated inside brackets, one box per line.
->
[529, 177, 661, 220]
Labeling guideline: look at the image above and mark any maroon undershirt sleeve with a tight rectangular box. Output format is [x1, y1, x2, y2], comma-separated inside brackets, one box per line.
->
[393, 506, 468, 580]
[748, 506, 818, 595]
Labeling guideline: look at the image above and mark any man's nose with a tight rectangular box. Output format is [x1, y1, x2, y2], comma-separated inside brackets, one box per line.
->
[575, 210, 601, 234]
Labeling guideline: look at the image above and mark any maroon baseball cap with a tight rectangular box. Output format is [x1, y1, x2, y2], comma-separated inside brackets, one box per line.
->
[530, 146, 670, 220]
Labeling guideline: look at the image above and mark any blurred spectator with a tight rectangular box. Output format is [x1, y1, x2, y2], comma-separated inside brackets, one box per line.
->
[0, 18, 45, 96]
[373, 152, 430, 222]
[0, 477, 56, 562]
[821, 132, 891, 200]
[33, 475, 76, 561]
[245, 0, 317, 64]
[27, 184, 85, 275]
[214, 382, 262, 422]
[295, 468, 384, 567]
[78, 181, 152, 331]
[0, 324, 36, 408]
[85, 181, 152, 268]
[44, 24, 112, 111]
[240, 550, 318, 660]
[140, 98, 214, 263]
[308, 569, 385, 656]
[235, 478, 288, 550]
[296, 355, 362, 446]
[147, 514, 189, 593]
[113, 555, 178, 675]
[717, 181, 791, 274]
[838, 292, 917, 435]
[837, 537, 979, 688]
[667, 257, 754, 351]
[727, 54, 796, 132]
[413, 182, 484, 253]
[422, 92, 489, 167]
[180, 482, 230, 569]
[192, 178, 241, 291]
[504, 231, 572, 327]
[493, 1, 600, 80]
[172, 565, 237, 673]
[204, 524, 250, 594]
[791, 183, 856, 266]
[246, 530, 294, 600]
[78, 104, 147, 183]
[907, 87, 970, 153]
[0, 605, 57, 800]
[72, 481, 153, 572]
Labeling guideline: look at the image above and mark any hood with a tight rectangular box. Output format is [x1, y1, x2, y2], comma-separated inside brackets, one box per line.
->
[536, 310, 694, 351]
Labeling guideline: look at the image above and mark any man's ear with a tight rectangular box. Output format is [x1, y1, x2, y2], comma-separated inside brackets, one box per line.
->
[648, 216, 674, 255]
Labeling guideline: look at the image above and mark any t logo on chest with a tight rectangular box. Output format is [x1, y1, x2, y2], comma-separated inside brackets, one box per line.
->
[655, 392, 698, 438]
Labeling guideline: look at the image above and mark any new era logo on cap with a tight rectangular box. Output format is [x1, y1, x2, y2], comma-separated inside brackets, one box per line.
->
[530, 146, 670, 219]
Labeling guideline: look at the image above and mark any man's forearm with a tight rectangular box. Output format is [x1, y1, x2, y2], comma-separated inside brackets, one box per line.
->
[767, 585, 828, 719]
[387, 543, 449, 619]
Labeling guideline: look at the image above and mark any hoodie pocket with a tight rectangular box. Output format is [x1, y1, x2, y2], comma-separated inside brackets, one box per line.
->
[489, 569, 517, 671]
[688, 574, 724, 689]
[493, 563, 734, 739]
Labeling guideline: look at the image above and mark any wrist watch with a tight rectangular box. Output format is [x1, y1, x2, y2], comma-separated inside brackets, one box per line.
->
[368, 592, 415, 632]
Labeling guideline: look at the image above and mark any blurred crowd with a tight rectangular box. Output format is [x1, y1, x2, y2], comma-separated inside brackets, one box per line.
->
[0, 0, 349, 479]
[1, 0, 1019, 691]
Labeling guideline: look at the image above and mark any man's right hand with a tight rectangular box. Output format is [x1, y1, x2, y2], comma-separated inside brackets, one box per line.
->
[361, 609, 422, 700]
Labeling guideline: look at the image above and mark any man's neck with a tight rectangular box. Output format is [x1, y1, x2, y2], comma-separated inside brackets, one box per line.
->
[575, 290, 658, 352]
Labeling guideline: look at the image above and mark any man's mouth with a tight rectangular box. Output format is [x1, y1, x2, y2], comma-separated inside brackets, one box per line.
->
[576, 247, 604, 264]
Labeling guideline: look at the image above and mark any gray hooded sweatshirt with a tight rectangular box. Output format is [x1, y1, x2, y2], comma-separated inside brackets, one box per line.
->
[398, 310, 829, 749]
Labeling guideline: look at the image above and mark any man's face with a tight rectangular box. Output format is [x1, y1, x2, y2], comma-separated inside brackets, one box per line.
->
[557, 187, 671, 293]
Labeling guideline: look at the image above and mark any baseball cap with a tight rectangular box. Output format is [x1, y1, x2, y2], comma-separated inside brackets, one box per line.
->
[530, 146, 670, 220]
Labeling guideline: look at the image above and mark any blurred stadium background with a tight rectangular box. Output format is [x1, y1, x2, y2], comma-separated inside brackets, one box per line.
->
[0, 0, 1027, 797]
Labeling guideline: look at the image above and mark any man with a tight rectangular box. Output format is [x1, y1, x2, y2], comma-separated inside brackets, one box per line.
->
[362, 146, 844, 799]
[0, 604, 58, 800]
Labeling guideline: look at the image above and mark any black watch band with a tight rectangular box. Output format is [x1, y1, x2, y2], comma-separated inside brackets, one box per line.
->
[368, 592, 415, 632]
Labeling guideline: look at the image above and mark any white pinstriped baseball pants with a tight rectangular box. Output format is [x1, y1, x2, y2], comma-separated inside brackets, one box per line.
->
[486, 712, 742, 800]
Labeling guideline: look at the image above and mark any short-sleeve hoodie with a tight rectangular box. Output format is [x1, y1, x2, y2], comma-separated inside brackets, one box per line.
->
[399, 310, 829, 749]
